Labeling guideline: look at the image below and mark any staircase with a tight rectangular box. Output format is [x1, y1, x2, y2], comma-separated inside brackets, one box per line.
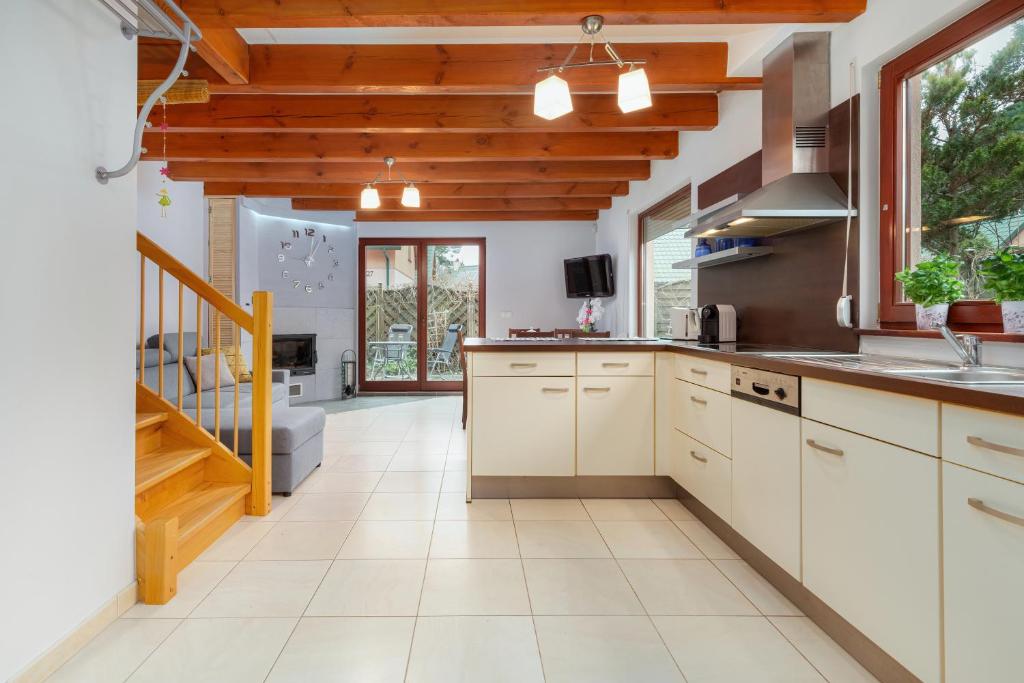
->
[134, 232, 273, 604]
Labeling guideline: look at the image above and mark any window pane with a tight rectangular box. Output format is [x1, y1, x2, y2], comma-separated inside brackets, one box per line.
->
[426, 244, 480, 382]
[364, 244, 418, 382]
[902, 19, 1024, 299]
[642, 188, 693, 337]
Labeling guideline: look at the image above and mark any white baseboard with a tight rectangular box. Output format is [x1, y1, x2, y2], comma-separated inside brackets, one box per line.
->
[10, 581, 138, 683]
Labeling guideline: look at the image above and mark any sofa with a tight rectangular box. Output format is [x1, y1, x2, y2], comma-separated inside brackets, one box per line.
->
[139, 333, 325, 494]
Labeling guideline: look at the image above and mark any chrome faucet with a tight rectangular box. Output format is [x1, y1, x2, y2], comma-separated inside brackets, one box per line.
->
[937, 324, 983, 367]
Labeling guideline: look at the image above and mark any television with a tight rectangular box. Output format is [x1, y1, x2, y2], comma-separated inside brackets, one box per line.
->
[564, 254, 615, 298]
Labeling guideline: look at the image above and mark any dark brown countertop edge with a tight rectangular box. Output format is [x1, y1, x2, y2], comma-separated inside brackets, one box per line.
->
[463, 339, 1024, 417]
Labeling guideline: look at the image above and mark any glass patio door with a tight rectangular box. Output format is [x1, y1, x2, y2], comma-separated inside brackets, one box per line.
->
[359, 238, 485, 392]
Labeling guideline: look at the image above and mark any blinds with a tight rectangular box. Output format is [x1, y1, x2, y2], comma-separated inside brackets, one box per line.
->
[642, 186, 693, 243]
[207, 197, 237, 348]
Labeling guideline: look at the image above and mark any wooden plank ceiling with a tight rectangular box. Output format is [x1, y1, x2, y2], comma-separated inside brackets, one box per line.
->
[145, 0, 866, 221]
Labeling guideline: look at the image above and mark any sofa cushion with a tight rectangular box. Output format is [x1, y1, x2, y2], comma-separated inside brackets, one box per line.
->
[181, 381, 288, 410]
[201, 404, 325, 454]
[136, 348, 172, 369]
[146, 332, 198, 359]
[142, 360, 197, 401]
[184, 353, 236, 391]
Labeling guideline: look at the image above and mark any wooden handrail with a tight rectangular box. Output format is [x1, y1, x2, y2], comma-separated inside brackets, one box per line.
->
[137, 232, 253, 332]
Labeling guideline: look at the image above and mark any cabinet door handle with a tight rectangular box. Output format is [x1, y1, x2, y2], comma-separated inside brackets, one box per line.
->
[541, 387, 569, 393]
[583, 386, 611, 393]
[967, 435, 1024, 459]
[602, 362, 629, 368]
[510, 362, 538, 369]
[689, 450, 708, 463]
[968, 498, 1024, 528]
[690, 396, 708, 406]
[806, 438, 844, 457]
[689, 368, 708, 376]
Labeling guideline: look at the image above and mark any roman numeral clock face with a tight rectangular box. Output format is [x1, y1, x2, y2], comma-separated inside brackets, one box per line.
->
[278, 226, 338, 295]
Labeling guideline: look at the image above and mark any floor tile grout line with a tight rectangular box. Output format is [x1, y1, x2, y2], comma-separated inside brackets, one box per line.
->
[402, 494, 438, 682]
[120, 615, 189, 681]
[763, 615, 837, 683]
[511, 502, 549, 683]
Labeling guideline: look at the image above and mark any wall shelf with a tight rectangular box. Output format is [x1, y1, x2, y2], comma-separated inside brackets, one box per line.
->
[673, 246, 774, 270]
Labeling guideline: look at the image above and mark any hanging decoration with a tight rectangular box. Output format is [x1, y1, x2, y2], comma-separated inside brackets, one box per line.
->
[157, 97, 172, 218]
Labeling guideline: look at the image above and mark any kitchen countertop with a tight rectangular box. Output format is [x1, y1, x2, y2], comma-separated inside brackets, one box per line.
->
[463, 337, 1024, 416]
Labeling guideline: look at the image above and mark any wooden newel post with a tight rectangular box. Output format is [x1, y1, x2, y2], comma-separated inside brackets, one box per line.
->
[250, 291, 273, 516]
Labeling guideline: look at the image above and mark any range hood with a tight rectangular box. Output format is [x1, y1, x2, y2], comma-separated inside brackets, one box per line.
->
[686, 32, 856, 239]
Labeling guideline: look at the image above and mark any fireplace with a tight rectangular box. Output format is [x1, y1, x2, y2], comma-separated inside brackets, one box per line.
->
[272, 334, 317, 376]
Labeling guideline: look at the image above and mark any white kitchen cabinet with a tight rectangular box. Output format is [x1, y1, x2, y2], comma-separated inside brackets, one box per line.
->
[801, 418, 941, 683]
[675, 430, 732, 524]
[731, 398, 801, 579]
[673, 354, 731, 393]
[654, 352, 675, 477]
[673, 379, 731, 457]
[577, 376, 653, 475]
[471, 376, 575, 476]
[472, 352, 575, 377]
[942, 404, 1024, 484]
[577, 352, 654, 376]
[943, 461, 1024, 683]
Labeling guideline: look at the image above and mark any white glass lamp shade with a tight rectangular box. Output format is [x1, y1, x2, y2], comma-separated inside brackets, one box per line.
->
[618, 67, 652, 113]
[401, 184, 421, 208]
[534, 74, 573, 120]
[360, 185, 381, 209]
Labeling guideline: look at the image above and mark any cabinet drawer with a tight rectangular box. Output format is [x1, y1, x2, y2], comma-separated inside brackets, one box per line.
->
[675, 430, 732, 524]
[803, 378, 938, 455]
[801, 419, 941, 683]
[471, 376, 575, 476]
[673, 379, 731, 457]
[577, 377, 653, 475]
[472, 352, 575, 377]
[943, 461, 1024, 683]
[577, 352, 654, 376]
[673, 354, 731, 394]
[942, 404, 1024, 484]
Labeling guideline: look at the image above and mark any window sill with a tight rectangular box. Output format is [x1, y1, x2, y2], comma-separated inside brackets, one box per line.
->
[857, 328, 1024, 343]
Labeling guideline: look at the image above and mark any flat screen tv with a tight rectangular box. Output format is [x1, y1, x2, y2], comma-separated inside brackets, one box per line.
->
[564, 254, 615, 298]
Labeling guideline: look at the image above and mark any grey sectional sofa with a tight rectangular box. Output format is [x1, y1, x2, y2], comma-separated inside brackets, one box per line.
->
[139, 333, 325, 494]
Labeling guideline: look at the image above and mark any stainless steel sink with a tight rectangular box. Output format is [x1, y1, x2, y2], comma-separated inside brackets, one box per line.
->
[883, 367, 1024, 384]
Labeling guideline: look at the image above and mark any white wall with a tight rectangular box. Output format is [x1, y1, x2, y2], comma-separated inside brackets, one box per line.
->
[137, 161, 205, 338]
[0, 1, 137, 678]
[596, 90, 763, 336]
[357, 220, 599, 336]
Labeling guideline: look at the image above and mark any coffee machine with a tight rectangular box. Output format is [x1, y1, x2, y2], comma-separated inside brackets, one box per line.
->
[698, 305, 737, 344]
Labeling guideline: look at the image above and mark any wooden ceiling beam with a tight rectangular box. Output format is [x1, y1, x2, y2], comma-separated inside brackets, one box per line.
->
[144, 131, 677, 162]
[140, 42, 759, 94]
[178, 1, 867, 27]
[169, 160, 650, 183]
[354, 210, 599, 222]
[292, 197, 612, 211]
[192, 28, 250, 85]
[204, 181, 629, 198]
[160, 93, 717, 133]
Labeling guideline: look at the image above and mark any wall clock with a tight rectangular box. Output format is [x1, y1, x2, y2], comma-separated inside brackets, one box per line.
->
[277, 225, 338, 295]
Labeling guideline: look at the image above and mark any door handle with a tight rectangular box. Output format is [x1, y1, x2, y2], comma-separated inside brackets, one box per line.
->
[602, 362, 629, 368]
[510, 362, 538, 369]
[806, 438, 844, 457]
[967, 435, 1024, 459]
[968, 498, 1024, 528]
[689, 368, 708, 376]
[689, 450, 708, 463]
[690, 396, 708, 406]
[541, 387, 569, 393]
[583, 387, 611, 393]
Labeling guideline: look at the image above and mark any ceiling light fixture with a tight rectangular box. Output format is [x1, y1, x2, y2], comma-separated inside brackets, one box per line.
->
[360, 156, 421, 209]
[534, 15, 651, 120]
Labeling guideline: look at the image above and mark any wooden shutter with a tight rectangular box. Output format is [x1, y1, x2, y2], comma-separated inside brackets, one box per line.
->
[207, 197, 237, 348]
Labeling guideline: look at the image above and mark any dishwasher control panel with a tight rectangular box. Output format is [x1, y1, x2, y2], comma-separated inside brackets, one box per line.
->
[731, 366, 800, 414]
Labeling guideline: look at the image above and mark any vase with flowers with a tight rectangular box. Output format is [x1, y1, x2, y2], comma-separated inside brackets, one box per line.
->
[577, 298, 604, 333]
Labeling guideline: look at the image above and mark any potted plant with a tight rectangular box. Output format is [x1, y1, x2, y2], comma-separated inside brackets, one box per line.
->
[895, 254, 965, 329]
[979, 247, 1024, 333]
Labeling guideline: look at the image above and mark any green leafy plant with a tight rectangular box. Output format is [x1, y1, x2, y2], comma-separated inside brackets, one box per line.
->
[895, 254, 966, 307]
[978, 247, 1024, 303]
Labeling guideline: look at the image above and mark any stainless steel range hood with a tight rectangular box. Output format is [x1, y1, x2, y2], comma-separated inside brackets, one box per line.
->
[686, 32, 856, 239]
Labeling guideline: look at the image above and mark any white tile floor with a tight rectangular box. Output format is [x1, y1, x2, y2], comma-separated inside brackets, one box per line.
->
[50, 396, 879, 682]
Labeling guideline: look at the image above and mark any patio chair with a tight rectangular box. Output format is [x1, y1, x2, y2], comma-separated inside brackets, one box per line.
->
[428, 324, 464, 376]
[369, 323, 415, 379]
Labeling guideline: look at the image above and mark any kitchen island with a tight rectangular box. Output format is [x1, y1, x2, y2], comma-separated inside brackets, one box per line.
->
[463, 336, 1024, 683]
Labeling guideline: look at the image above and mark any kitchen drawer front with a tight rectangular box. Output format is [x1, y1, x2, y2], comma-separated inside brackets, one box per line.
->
[675, 430, 732, 524]
[942, 404, 1024, 484]
[577, 352, 654, 376]
[943, 461, 1024, 683]
[802, 378, 939, 456]
[673, 379, 731, 457]
[673, 354, 731, 394]
[801, 419, 941, 683]
[577, 376, 654, 475]
[471, 376, 575, 476]
[472, 352, 575, 377]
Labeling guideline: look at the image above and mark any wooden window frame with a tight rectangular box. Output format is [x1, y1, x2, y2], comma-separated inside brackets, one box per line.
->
[879, 0, 1024, 332]
[636, 184, 693, 337]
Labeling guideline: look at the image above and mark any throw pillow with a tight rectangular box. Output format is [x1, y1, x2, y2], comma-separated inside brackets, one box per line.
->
[201, 347, 252, 383]
[184, 353, 236, 392]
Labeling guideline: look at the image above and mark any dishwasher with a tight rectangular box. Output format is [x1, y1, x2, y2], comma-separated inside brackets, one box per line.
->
[730, 366, 803, 580]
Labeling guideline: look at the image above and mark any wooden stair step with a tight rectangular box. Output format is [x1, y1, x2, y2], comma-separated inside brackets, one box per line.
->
[136, 446, 211, 494]
[147, 482, 250, 545]
[136, 412, 168, 431]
